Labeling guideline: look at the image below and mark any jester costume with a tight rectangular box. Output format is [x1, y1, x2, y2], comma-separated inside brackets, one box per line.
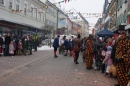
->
[115, 36, 130, 86]
[127, 36, 130, 86]
[86, 37, 93, 69]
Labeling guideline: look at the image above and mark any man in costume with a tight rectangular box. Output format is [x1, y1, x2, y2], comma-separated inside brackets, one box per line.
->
[86, 34, 93, 69]
[73, 34, 81, 64]
[115, 31, 129, 86]
[62, 36, 71, 56]
[53, 35, 60, 58]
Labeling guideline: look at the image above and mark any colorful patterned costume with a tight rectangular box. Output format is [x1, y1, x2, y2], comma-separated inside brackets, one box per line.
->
[86, 38, 93, 69]
[115, 37, 130, 86]
[127, 36, 130, 86]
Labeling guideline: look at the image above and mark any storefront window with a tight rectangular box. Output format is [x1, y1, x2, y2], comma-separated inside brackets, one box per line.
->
[0, 0, 4, 4]
[24, 4, 27, 15]
[9, 0, 12, 8]
[16, 0, 20, 11]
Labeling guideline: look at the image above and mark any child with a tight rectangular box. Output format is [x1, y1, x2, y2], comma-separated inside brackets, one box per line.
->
[103, 46, 113, 77]
[9, 41, 15, 57]
[18, 40, 22, 55]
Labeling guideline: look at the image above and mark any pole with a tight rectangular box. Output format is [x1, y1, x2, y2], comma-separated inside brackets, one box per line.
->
[49, 26, 51, 48]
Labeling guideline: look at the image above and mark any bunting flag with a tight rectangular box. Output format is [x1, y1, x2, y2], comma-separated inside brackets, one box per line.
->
[64, 0, 67, 3]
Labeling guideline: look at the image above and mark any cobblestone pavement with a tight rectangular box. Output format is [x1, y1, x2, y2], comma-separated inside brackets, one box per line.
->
[0, 50, 53, 78]
[0, 52, 117, 86]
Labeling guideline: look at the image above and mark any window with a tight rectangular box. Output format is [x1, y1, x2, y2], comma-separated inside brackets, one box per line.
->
[124, 10, 127, 23]
[46, 19, 49, 25]
[46, 8, 49, 13]
[39, 9, 42, 20]
[0, 0, 4, 4]
[35, 8, 38, 19]
[30, 7, 33, 17]
[24, 3, 27, 14]
[16, 0, 20, 11]
[43, 13, 44, 21]
[8, 0, 12, 8]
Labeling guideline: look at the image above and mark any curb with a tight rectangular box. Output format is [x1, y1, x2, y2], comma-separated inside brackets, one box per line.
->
[0, 53, 53, 78]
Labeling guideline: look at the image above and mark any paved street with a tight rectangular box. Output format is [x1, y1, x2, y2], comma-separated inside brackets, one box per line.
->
[0, 50, 117, 86]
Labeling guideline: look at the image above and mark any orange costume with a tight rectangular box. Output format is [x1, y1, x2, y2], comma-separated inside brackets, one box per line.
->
[115, 36, 130, 86]
[86, 37, 93, 69]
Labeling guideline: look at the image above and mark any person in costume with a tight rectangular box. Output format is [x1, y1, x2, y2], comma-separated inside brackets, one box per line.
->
[53, 35, 60, 58]
[115, 31, 129, 86]
[73, 34, 81, 64]
[86, 34, 93, 69]
[62, 36, 71, 56]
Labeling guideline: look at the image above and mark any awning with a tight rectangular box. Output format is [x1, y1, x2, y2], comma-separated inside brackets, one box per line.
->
[97, 29, 114, 37]
[0, 18, 42, 29]
[125, 24, 130, 30]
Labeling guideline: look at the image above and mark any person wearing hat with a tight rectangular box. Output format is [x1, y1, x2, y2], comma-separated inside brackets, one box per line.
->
[53, 35, 60, 58]
[86, 34, 94, 69]
[114, 31, 129, 86]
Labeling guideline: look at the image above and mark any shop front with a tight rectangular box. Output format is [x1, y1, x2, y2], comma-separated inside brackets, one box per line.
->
[125, 24, 130, 34]
[112, 25, 126, 34]
[0, 20, 45, 37]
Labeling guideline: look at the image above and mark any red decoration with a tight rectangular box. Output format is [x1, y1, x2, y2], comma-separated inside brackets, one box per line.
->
[128, 16, 130, 24]
[64, 0, 67, 3]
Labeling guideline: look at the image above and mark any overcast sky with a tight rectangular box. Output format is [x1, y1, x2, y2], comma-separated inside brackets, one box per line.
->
[40, 0, 105, 32]
[53, 0, 105, 27]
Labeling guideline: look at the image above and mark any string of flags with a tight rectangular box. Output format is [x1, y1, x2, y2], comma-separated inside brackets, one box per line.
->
[10, 9, 102, 18]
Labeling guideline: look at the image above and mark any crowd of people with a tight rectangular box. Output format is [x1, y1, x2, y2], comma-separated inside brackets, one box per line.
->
[53, 31, 130, 86]
[0, 33, 41, 57]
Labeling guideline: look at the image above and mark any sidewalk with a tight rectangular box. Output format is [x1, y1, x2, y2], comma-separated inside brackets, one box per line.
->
[0, 50, 53, 78]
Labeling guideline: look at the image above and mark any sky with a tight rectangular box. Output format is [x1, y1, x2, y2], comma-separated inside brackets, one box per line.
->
[40, 0, 105, 32]
[52, 0, 105, 28]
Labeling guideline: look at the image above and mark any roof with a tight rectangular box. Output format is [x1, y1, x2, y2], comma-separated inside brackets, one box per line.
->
[78, 12, 89, 24]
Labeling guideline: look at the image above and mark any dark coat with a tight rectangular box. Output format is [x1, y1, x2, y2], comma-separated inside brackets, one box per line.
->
[53, 37, 59, 48]
[74, 38, 81, 52]
[5, 36, 11, 45]
[111, 43, 117, 63]
[63, 39, 71, 49]
[0, 37, 3, 46]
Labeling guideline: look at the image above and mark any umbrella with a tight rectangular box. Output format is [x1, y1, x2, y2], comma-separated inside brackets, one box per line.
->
[97, 29, 114, 37]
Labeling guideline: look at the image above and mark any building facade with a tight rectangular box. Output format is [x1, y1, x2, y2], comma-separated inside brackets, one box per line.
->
[44, 0, 58, 38]
[77, 13, 89, 37]
[116, 0, 127, 33]
[76, 20, 89, 37]
[125, 0, 130, 34]
[94, 18, 102, 36]
[108, 0, 117, 32]
[56, 10, 68, 35]
[0, 0, 46, 37]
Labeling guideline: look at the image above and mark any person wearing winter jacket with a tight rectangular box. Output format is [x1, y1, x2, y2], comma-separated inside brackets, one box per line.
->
[103, 46, 113, 77]
[0, 35, 3, 55]
[9, 41, 15, 57]
[18, 40, 22, 55]
[23, 38, 28, 55]
[62, 37, 71, 56]
[53, 35, 60, 58]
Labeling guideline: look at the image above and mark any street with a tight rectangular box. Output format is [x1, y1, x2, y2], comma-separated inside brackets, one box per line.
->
[0, 50, 117, 86]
